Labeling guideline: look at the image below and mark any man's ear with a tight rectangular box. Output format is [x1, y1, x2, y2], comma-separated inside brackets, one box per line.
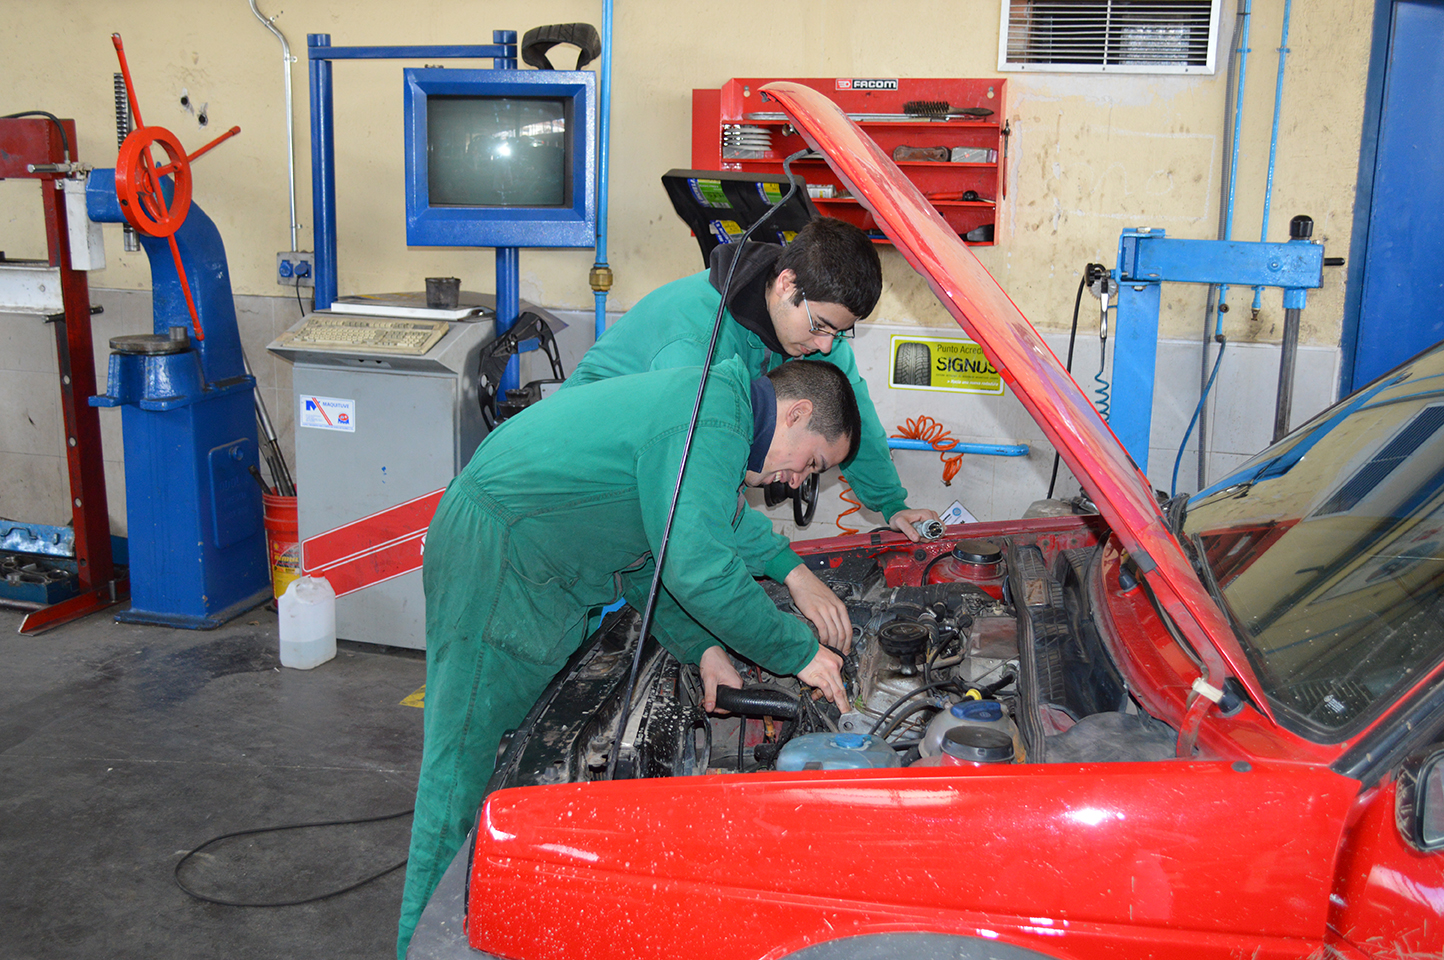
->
[773, 268, 798, 302]
[783, 397, 814, 427]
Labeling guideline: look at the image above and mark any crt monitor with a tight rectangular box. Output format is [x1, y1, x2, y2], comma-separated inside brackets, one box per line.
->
[403, 68, 596, 248]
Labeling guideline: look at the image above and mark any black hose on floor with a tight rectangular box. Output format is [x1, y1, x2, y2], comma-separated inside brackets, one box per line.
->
[174, 807, 413, 907]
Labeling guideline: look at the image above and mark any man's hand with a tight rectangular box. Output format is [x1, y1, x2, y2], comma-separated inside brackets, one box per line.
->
[889, 507, 943, 542]
[797, 643, 850, 712]
[784, 564, 852, 652]
[699, 645, 743, 713]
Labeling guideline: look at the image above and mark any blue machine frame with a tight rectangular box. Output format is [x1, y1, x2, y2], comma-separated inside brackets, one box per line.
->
[308, 31, 597, 393]
[87, 170, 270, 629]
[403, 68, 596, 248]
[1110, 227, 1323, 475]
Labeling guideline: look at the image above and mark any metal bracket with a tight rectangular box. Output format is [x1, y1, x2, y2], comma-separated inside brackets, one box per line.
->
[1110, 227, 1325, 474]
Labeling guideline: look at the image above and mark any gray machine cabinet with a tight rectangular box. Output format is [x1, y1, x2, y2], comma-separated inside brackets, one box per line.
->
[270, 297, 561, 649]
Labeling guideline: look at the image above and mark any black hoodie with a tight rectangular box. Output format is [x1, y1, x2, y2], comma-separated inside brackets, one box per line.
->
[707, 242, 787, 357]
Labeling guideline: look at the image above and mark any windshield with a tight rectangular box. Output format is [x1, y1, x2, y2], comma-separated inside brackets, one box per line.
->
[1184, 344, 1444, 739]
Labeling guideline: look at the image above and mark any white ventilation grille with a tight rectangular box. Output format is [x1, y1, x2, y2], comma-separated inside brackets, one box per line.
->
[999, 0, 1222, 74]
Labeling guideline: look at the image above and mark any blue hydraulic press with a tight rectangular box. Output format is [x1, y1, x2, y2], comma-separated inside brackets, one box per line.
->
[87, 35, 270, 628]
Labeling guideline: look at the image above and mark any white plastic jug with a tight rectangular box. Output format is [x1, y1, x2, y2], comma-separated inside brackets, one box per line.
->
[278, 575, 336, 669]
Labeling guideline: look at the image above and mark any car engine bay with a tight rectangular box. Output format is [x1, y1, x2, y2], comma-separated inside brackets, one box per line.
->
[488, 520, 1180, 793]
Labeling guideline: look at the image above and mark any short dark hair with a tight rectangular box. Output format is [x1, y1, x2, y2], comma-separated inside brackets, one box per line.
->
[773, 217, 882, 320]
[767, 359, 862, 464]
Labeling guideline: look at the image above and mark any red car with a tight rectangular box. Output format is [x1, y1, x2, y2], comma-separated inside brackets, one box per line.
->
[408, 83, 1444, 960]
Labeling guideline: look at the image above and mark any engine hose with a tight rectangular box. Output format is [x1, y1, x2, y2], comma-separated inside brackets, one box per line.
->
[981, 671, 1016, 698]
[867, 679, 964, 735]
[713, 685, 801, 720]
[835, 474, 861, 534]
[893, 416, 963, 484]
[875, 699, 940, 741]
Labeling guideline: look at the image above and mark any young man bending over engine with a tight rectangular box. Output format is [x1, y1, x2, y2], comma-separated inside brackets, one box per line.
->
[397, 359, 860, 959]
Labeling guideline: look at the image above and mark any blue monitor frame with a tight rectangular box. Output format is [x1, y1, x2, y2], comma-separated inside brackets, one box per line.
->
[403, 68, 596, 248]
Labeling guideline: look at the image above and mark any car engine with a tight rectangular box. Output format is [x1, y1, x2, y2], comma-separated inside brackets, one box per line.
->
[488, 526, 1180, 794]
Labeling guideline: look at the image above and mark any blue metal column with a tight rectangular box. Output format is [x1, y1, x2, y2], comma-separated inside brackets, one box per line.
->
[492, 29, 522, 393]
[309, 33, 338, 310]
[1111, 278, 1163, 472]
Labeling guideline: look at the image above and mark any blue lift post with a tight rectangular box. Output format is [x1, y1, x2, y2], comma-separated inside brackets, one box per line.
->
[1109, 223, 1324, 476]
[308, 32, 527, 393]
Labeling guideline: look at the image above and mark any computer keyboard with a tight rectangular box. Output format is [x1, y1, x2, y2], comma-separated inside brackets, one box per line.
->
[277, 315, 449, 356]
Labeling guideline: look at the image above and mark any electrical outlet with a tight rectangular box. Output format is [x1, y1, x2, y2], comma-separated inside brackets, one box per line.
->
[277, 251, 314, 288]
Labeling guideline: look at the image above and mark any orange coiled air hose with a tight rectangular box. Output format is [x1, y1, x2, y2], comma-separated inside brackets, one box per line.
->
[835, 475, 861, 535]
[894, 416, 964, 485]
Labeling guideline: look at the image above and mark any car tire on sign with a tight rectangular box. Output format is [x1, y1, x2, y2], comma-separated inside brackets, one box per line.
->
[894, 342, 931, 386]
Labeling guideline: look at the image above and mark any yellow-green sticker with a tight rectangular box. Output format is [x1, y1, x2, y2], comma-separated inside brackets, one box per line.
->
[889, 335, 1003, 395]
[708, 220, 744, 244]
[759, 182, 784, 203]
[689, 178, 730, 208]
[401, 685, 425, 708]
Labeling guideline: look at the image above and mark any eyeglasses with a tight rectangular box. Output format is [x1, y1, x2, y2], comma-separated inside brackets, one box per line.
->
[802, 296, 855, 340]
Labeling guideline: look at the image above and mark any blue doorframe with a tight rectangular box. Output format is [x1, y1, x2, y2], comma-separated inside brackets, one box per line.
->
[1340, 0, 1444, 395]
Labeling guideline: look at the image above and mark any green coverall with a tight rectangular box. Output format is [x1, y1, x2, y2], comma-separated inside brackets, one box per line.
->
[397, 359, 818, 958]
[566, 263, 910, 528]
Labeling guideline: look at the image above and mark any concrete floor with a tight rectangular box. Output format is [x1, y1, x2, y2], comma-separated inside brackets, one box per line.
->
[0, 602, 426, 959]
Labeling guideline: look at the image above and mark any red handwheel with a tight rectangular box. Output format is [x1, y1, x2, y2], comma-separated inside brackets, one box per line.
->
[115, 126, 193, 237]
[111, 33, 240, 342]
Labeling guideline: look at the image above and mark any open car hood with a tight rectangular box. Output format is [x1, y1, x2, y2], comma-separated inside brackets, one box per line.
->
[763, 81, 1274, 723]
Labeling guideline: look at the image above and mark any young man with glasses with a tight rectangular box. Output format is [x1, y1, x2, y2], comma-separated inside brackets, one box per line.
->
[566, 216, 940, 543]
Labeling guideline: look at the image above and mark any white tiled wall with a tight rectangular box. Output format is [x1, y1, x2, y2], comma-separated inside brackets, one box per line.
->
[0, 288, 299, 537]
[0, 296, 1339, 543]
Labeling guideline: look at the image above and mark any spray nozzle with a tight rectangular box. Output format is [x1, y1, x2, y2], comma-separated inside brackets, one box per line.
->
[1084, 263, 1115, 343]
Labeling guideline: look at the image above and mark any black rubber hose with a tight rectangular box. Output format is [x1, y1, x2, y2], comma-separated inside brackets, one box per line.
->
[875, 700, 939, 741]
[2, 111, 71, 162]
[714, 685, 801, 720]
[1048, 272, 1089, 499]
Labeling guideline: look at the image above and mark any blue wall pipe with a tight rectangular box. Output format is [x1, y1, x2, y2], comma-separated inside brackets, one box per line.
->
[1252, 0, 1293, 313]
[1218, 0, 1252, 314]
[887, 438, 1029, 457]
[593, 0, 613, 342]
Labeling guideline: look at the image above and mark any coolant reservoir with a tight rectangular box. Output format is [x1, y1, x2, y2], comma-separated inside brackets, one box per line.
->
[776, 732, 901, 771]
[940, 726, 1016, 765]
[919, 699, 1014, 757]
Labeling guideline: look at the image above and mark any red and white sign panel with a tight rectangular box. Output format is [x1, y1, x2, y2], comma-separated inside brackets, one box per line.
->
[302, 488, 444, 597]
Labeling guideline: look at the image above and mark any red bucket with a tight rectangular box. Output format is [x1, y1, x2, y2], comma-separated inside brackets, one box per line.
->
[262, 492, 300, 600]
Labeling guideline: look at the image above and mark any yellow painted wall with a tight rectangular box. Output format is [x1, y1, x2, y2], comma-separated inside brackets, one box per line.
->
[2, 0, 1369, 347]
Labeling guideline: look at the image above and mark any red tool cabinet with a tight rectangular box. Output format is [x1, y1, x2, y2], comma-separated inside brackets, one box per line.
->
[692, 77, 1007, 245]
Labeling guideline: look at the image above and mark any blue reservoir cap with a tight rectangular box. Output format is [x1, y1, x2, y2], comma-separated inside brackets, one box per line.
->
[833, 733, 869, 750]
[953, 700, 1004, 721]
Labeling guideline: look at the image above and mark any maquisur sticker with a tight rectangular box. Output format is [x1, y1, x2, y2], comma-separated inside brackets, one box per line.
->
[299, 395, 356, 432]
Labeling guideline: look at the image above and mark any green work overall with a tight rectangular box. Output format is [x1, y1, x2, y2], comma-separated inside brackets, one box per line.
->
[397, 360, 816, 958]
[566, 266, 910, 522]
